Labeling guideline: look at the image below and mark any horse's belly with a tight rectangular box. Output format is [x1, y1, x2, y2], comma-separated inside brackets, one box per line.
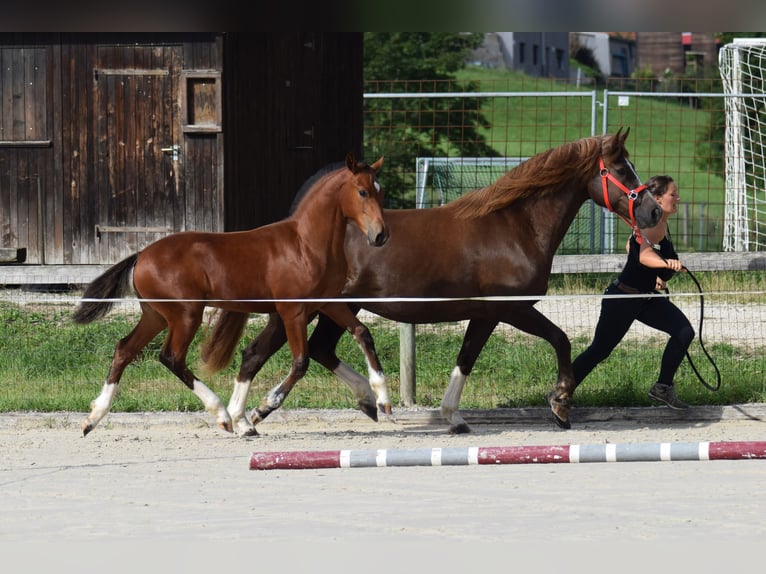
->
[360, 300, 497, 324]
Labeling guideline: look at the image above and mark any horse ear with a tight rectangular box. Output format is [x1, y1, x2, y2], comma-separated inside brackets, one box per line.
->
[618, 126, 630, 145]
[371, 156, 384, 172]
[345, 152, 357, 172]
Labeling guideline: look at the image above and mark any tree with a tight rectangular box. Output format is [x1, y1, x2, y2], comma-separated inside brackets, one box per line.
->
[363, 33, 498, 208]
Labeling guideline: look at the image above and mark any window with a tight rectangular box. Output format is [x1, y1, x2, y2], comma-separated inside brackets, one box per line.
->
[0, 47, 50, 146]
[180, 70, 222, 133]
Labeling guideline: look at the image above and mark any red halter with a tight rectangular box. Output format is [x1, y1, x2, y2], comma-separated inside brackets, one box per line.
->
[599, 156, 647, 236]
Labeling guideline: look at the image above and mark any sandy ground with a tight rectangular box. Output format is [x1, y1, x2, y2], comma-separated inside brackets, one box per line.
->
[2, 406, 766, 571]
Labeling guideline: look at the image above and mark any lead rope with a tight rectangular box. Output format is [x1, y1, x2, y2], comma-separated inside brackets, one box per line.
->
[665, 266, 721, 392]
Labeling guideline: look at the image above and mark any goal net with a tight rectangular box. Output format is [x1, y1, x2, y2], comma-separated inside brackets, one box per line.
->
[720, 38, 766, 251]
[415, 156, 617, 254]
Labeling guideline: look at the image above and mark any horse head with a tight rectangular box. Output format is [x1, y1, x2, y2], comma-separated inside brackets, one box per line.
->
[595, 127, 663, 230]
[342, 152, 389, 247]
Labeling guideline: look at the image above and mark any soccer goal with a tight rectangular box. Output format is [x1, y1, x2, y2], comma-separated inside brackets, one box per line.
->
[415, 157, 527, 208]
[415, 156, 617, 254]
[719, 38, 766, 252]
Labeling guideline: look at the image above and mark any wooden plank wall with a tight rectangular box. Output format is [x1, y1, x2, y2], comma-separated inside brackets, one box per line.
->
[1, 32, 363, 270]
[60, 33, 224, 265]
[0, 38, 57, 264]
[223, 33, 363, 231]
[1, 33, 225, 266]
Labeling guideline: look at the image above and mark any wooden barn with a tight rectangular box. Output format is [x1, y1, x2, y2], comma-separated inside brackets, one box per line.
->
[634, 32, 719, 76]
[0, 32, 363, 281]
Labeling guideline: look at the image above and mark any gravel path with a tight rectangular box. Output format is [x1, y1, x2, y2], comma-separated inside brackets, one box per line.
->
[2, 406, 766, 570]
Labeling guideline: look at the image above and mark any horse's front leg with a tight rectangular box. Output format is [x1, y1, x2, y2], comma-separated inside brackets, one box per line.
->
[247, 308, 310, 427]
[319, 303, 390, 419]
[499, 303, 575, 429]
[159, 310, 233, 434]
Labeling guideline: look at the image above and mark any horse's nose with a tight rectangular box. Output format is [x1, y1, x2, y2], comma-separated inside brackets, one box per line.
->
[370, 226, 389, 247]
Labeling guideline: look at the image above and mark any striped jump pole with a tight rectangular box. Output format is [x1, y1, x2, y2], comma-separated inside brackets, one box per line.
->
[249, 441, 766, 470]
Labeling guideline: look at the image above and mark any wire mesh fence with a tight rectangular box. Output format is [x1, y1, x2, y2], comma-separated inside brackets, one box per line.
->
[363, 76, 733, 254]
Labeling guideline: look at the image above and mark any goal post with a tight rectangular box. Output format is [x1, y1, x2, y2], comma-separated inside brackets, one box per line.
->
[415, 156, 527, 208]
[719, 38, 766, 252]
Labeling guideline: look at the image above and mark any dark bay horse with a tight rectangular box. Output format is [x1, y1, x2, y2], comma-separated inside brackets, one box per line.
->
[72, 153, 390, 437]
[218, 129, 663, 435]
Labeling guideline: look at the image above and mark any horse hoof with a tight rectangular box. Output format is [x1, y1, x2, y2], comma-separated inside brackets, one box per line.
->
[217, 421, 234, 433]
[547, 391, 572, 430]
[448, 422, 471, 435]
[82, 422, 93, 437]
[551, 412, 571, 430]
[240, 428, 260, 438]
[378, 403, 392, 415]
[359, 402, 379, 422]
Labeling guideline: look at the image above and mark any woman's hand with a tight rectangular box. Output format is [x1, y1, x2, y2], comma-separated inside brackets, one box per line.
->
[665, 258, 683, 271]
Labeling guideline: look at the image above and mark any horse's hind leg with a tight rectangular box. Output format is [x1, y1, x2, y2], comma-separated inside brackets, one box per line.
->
[310, 314, 381, 419]
[229, 312, 291, 436]
[159, 307, 233, 433]
[499, 304, 574, 430]
[83, 304, 166, 437]
[236, 309, 389, 430]
[441, 319, 498, 435]
[317, 304, 391, 419]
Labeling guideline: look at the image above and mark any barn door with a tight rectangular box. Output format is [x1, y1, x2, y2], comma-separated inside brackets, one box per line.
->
[93, 44, 183, 262]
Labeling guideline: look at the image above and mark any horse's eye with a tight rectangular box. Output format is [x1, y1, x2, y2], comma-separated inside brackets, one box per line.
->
[359, 188, 368, 198]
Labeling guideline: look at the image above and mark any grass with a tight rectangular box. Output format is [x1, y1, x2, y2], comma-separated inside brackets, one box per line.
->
[1, 277, 764, 414]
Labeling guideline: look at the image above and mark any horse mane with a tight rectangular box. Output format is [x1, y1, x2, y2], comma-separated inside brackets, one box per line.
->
[288, 161, 346, 215]
[289, 156, 377, 216]
[448, 133, 621, 220]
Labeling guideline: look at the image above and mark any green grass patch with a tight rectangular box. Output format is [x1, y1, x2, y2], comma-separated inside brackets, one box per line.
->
[1, 291, 764, 414]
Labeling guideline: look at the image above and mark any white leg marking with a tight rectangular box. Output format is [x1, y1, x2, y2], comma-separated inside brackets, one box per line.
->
[192, 379, 232, 429]
[265, 382, 286, 409]
[86, 381, 120, 429]
[228, 378, 255, 435]
[334, 361, 377, 405]
[441, 366, 468, 428]
[366, 362, 390, 408]
[247, 379, 288, 426]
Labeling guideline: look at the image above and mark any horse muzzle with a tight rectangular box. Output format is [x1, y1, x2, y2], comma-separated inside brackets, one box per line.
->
[368, 225, 390, 247]
[634, 197, 663, 229]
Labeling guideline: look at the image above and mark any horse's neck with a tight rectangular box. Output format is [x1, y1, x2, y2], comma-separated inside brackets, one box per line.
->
[293, 191, 348, 266]
[512, 182, 587, 255]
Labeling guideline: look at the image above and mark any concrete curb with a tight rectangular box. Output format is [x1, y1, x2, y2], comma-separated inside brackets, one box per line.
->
[2, 403, 765, 431]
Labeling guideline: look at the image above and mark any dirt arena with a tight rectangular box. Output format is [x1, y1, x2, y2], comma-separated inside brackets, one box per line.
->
[2, 405, 766, 570]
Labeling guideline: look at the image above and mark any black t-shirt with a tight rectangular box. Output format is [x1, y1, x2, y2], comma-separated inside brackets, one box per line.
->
[617, 232, 677, 293]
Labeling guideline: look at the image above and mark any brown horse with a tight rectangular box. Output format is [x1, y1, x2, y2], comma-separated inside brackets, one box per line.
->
[219, 129, 662, 435]
[72, 153, 390, 437]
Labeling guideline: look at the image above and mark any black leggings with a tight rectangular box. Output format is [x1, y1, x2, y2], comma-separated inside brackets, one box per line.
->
[572, 283, 695, 389]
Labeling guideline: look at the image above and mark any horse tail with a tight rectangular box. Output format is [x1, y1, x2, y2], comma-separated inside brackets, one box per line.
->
[72, 253, 139, 324]
[200, 309, 250, 375]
